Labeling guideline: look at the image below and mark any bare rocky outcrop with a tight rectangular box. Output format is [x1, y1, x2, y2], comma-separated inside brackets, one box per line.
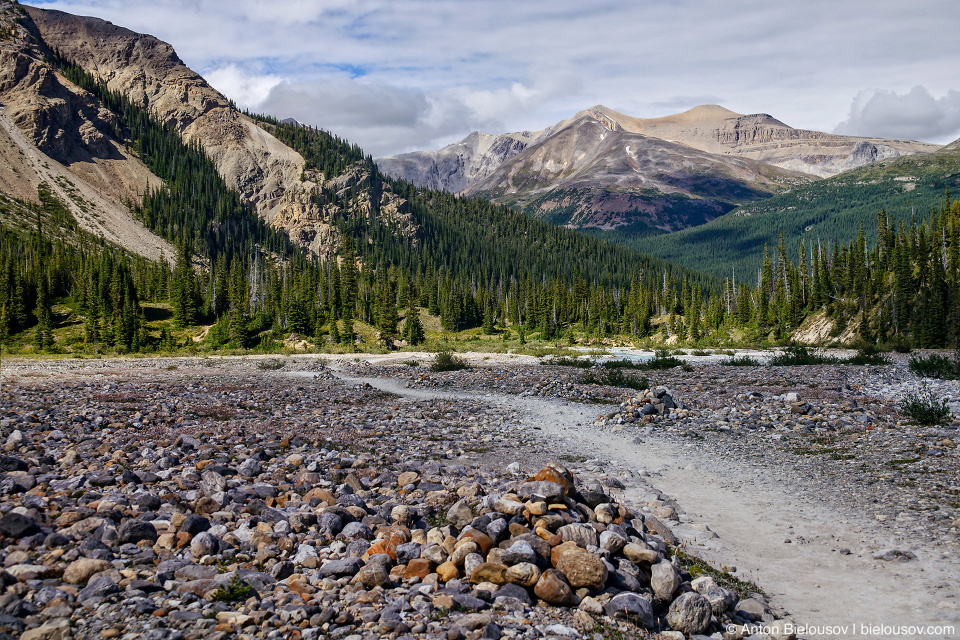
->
[378, 104, 939, 225]
[12, 2, 414, 258]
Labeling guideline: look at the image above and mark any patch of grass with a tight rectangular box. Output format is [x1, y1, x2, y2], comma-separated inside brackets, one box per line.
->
[672, 547, 762, 598]
[401, 359, 421, 367]
[723, 355, 761, 366]
[256, 358, 286, 370]
[578, 368, 649, 390]
[768, 344, 839, 366]
[543, 356, 594, 368]
[558, 453, 587, 464]
[587, 621, 634, 640]
[210, 574, 253, 602]
[430, 351, 470, 372]
[641, 349, 685, 370]
[908, 353, 960, 380]
[899, 388, 951, 425]
[602, 358, 643, 370]
[845, 344, 890, 366]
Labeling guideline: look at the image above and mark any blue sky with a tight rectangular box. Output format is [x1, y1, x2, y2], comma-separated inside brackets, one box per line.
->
[31, 0, 960, 156]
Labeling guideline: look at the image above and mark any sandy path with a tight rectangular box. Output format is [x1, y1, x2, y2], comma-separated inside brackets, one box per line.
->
[320, 369, 959, 640]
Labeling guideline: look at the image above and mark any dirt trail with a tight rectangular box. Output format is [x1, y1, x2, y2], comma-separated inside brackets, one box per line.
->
[324, 369, 959, 640]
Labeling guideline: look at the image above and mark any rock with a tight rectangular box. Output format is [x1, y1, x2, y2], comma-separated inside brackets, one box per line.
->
[599, 530, 627, 554]
[516, 481, 564, 503]
[77, 575, 119, 602]
[505, 562, 540, 587]
[398, 471, 420, 487]
[406, 558, 433, 580]
[470, 562, 507, 584]
[447, 500, 473, 528]
[501, 540, 537, 565]
[118, 519, 158, 544]
[355, 563, 391, 588]
[492, 498, 524, 515]
[691, 576, 738, 614]
[190, 531, 219, 557]
[603, 592, 655, 627]
[180, 514, 211, 536]
[651, 560, 680, 601]
[557, 523, 598, 548]
[285, 453, 304, 467]
[0, 512, 39, 538]
[316, 511, 344, 536]
[437, 561, 459, 582]
[667, 592, 712, 634]
[534, 569, 577, 607]
[237, 458, 262, 477]
[553, 545, 608, 590]
[20, 619, 71, 640]
[63, 558, 112, 584]
[735, 597, 766, 621]
[293, 544, 319, 565]
[317, 557, 363, 578]
[623, 542, 659, 565]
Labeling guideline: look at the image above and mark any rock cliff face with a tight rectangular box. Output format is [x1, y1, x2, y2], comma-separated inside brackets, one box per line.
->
[377, 130, 538, 193]
[377, 103, 939, 235]
[378, 105, 939, 216]
[573, 104, 939, 179]
[0, 1, 172, 260]
[461, 113, 811, 233]
[0, 2, 412, 258]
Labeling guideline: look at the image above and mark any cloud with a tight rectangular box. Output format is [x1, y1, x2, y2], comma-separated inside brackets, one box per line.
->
[834, 87, 960, 143]
[205, 65, 282, 107]
[29, 0, 960, 154]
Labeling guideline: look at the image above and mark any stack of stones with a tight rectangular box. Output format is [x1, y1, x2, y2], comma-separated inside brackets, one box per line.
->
[603, 387, 688, 426]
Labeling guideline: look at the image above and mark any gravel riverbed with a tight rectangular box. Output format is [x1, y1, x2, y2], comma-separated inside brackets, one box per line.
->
[0, 354, 957, 640]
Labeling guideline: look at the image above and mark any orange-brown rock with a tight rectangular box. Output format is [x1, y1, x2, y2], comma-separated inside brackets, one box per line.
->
[405, 558, 434, 580]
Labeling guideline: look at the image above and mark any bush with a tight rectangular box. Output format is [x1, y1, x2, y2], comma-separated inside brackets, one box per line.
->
[642, 349, 685, 370]
[845, 344, 890, 366]
[724, 355, 760, 366]
[256, 358, 286, 370]
[430, 351, 470, 372]
[210, 574, 253, 602]
[578, 368, 648, 390]
[543, 356, 594, 368]
[887, 336, 913, 353]
[908, 353, 960, 380]
[602, 358, 642, 370]
[768, 344, 839, 366]
[899, 389, 952, 425]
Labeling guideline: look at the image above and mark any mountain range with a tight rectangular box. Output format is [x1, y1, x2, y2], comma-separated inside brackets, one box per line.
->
[377, 104, 939, 236]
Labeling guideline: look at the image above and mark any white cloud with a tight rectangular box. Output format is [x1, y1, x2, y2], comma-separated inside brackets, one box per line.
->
[205, 65, 282, 107]
[834, 87, 960, 143]
[29, 0, 960, 154]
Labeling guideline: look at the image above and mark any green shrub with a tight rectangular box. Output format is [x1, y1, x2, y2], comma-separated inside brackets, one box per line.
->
[768, 344, 838, 366]
[899, 389, 951, 425]
[543, 356, 594, 368]
[642, 349, 685, 370]
[578, 368, 649, 390]
[256, 358, 286, 370]
[430, 351, 470, 372]
[210, 574, 253, 602]
[724, 355, 760, 366]
[845, 344, 890, 366]
[602, 358, 642, 370]
[887, 336, 913, 353]
[908, 353, 959, 379]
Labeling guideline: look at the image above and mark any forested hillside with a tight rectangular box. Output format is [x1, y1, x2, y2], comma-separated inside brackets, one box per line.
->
[0, 51, 720, 355]
[631, 144, 960, 280]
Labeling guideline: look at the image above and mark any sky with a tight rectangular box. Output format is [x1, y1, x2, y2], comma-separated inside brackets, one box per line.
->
[31, 0, 960, 157]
